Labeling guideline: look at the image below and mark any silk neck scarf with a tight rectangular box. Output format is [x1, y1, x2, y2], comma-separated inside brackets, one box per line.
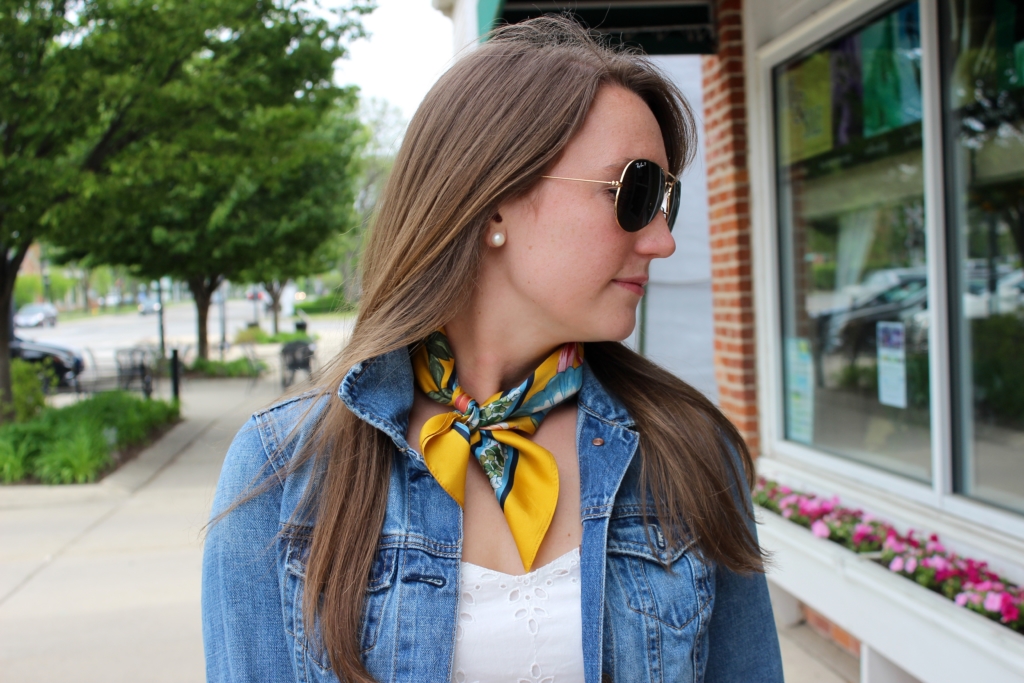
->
[411, 329, 584, 571]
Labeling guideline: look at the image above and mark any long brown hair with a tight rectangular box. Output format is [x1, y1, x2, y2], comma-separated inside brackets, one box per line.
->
[254, 16, 763, 681]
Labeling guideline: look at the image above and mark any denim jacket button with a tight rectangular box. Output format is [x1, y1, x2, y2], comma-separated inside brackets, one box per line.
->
[592, 438, 605, 446]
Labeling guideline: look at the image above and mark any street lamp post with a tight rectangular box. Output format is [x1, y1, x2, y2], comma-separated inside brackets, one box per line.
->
[219, 283, 227, 361]
[156, 279, 166, 359]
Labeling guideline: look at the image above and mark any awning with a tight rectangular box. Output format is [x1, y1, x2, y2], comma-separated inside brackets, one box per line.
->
[481, 0, 717, 55]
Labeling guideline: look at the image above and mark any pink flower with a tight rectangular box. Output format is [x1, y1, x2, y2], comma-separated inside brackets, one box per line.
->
[852, 523, 874, 544]
[782, 508, 793, 519]
[811, 520, 830, 538]
[905, 557, 917, 574]
[890, 557, 905, 572]
[955, 593, 968, 607]
[985, 592, 1005, 613]
[1001, 594, 1021, 623]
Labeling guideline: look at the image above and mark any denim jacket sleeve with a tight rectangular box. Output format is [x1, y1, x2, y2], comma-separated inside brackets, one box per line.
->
[202, 415, 295, 683]
[703, 442, 785, 682]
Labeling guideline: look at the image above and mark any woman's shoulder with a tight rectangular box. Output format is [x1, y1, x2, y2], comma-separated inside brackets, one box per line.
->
[227, 388, 333, 478]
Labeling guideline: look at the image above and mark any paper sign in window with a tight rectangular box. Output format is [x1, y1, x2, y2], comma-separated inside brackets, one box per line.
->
[877, 322, 907, 409]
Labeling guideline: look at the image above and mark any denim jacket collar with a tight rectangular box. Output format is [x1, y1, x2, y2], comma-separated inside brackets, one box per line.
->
[337, 344, 643, 683]
[336, 344, 636, 459]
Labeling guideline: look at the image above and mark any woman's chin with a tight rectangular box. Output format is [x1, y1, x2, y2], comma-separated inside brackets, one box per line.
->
[578, 312, 638, 344]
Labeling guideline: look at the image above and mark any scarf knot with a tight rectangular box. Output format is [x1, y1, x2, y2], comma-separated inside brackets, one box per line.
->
[411, 329, 584, 571]
[452, 393, 482, 429]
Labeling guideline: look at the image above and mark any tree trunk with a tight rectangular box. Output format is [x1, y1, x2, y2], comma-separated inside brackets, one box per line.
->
[188, 275, 223, 361]
[80, 268, 93, 313]
[0, 241, 33, 422]
[263, 280, 285, 335]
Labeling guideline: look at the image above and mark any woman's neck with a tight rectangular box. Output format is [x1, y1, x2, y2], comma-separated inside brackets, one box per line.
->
[443, 312, 562, 401]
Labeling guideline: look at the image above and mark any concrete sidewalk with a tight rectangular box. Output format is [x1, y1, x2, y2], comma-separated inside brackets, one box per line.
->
[0, 370, 841, 682]
[0, 377, 282, 683]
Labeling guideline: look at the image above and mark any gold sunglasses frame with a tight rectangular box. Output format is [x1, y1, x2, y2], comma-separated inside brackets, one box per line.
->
[541, 159, 679, 232]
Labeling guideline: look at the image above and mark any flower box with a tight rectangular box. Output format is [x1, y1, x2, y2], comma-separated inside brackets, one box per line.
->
[758, 505, 1024, 682]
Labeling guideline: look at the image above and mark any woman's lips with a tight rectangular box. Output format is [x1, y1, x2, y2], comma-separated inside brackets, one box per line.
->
[613, 279, 647, 296]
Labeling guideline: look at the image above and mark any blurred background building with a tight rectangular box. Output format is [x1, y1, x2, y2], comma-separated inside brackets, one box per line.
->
[434, 1, 1024, 681]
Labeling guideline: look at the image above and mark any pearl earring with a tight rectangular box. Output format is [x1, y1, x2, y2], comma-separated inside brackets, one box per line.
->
[489, 232, 506, 247]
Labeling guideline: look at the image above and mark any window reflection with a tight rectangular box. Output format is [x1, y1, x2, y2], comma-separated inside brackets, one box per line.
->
[776, 1, 932, 481]
[944, 0, 1024, 511]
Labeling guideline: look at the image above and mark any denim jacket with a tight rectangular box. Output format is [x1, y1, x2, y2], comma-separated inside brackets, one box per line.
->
[202, 347, 784, 682]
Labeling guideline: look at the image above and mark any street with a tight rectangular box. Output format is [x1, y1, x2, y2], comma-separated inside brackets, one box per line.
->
[15, 298, 354, 379]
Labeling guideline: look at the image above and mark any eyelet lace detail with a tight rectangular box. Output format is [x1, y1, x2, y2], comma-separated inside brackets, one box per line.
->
[451, 547, 583, 683]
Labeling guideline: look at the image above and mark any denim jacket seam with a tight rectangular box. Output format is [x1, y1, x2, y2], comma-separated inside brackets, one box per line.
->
[378, 533, 461, 558]
[251, 411, 289, 483]
[253, 389, 322, 476]
[582, 503, 613, 520]
[578, 400, 635, 429]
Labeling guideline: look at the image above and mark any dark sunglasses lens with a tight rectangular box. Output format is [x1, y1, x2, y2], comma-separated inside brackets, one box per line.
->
[617, 160, 664, 232]
[666, 185, 680, 232]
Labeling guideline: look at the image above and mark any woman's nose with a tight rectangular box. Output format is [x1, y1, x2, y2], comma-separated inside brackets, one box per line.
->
[636, 213, 676, 259]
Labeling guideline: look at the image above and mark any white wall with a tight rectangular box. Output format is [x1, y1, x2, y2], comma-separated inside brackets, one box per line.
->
[643, 55, 719, 404]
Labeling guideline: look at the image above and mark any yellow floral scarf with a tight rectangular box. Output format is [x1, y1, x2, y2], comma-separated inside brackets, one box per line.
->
[411, 329, 584, 571]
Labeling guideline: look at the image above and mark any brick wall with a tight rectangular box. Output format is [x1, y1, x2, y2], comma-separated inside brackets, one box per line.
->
[803, 604, 862, 659]
[701, 0, 759, 454]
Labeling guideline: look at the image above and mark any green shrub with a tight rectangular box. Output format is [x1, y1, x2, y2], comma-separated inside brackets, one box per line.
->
[0, 391, 179, 485]
[33, 423, 109, 484]
[0, 436, 27, 483]
[189, 357, 267, 378]
[234, 328, 313, 345]
[234, 326, 271, 344]
[6, 358, 57, 423]
[14, 272, 76, 308]
[295, 294, 355, 315]
[14, 275, 43, 308]
[267, 331, 314, 344]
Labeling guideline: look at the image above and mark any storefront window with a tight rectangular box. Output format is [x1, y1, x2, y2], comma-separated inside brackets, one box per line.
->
[943, 0, 1024, 512]
[775, 1, 932, 481]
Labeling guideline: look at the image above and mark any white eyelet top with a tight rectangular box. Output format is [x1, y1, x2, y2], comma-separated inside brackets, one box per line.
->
[451, 547, 585, 683]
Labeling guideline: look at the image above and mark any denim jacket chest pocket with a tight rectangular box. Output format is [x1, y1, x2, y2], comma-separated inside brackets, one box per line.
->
[603, 508, 716, 682]
[281, 524, 398, 681]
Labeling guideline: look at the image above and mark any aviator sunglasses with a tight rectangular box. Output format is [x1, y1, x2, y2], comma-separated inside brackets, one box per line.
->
[542, 158, 680, 233]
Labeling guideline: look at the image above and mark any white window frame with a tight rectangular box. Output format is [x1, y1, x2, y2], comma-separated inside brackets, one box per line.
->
[746, 0, 1024, 561]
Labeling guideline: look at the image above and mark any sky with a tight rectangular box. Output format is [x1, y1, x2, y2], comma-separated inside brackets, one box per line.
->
[333, 0, 456, 123]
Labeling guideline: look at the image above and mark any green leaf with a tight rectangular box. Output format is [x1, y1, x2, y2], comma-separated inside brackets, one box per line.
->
[425, 333, 453, 361]
[428, 356, 446, 390]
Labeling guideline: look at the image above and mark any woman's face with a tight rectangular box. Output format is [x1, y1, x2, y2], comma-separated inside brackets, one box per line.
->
[481, 84, 677, 344]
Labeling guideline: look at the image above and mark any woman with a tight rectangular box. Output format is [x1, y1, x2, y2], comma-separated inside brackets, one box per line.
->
[203, 16, 783, 683]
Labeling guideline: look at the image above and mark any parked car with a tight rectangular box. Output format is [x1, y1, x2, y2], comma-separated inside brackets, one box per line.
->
[14, 303, 58, 328]
[138, 298, 162, 315]
[10, 336, 85, 387]
[818, 273, 929, 355]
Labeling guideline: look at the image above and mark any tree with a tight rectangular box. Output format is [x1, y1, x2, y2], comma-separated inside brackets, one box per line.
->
[48, 0, 369, 360]
[1, 0, 368, 412]
[234, 108, 366, 335]
[318, 97, 404, 305]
